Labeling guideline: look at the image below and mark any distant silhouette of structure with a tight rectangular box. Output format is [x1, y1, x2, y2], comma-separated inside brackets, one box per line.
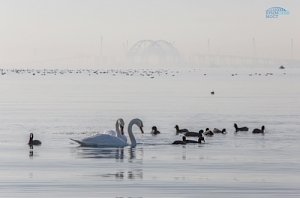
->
[127, 40, 183, 67]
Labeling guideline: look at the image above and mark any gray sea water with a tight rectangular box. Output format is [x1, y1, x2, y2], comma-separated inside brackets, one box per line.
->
[0, 67, 299, 197]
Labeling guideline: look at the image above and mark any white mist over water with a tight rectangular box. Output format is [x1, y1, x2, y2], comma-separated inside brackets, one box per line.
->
[0, 67, 299, 197]
[1, 0, 299, 67]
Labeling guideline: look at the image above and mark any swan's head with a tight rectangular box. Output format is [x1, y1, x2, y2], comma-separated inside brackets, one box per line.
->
[198, 130, 204, 134]
[131, 118, 144, 134]
[205, 128, 210, 131]
[261, 125, 265, 131]
[152, 126, 157, 131]
[222, 128, 226, 133]
[234, 123, 237, 128]
[175, 125, 179, 130]
[117, 118, 125, 127]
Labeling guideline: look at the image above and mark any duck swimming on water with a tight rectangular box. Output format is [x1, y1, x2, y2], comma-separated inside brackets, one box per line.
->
[252, 126, 265, 134]
[203, 128, 214, 136]
[172, 136, 186, 145]
[234, 123, 249, 132]
[185, 130, 204, 137]
[175, 125, 189, 135]
[185, 136, 205, 144]
[28, 133, 42, 146]
[213, 128, 226, 134]
[151, 126, 161, 135]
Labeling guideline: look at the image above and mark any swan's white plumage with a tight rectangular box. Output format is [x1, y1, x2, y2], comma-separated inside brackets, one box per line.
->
[80, 134, 127, 147]
[71, 118, 142, 148]
[103, 130, 117, 136]
[103, 130, 127, 143]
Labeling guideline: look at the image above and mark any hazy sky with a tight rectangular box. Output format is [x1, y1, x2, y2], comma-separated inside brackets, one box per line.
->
[0, 0, 299, 67]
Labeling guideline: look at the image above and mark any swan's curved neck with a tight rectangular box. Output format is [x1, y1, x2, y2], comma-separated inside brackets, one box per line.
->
[127, 119, 142, 147]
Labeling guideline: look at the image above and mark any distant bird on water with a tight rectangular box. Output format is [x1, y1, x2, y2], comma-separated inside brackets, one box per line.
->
[234, 123, 249, 132]
[28, 133, 42, 146]
[175, 125, 189, 135]
[172, 136, 186, 145]
[204, 128, 214, 136]
[252, 126, 265, 134]
[211, 91, 215, 95]
[213, 128, 227, 134]
[185, 130, 204, 137]
[185, 136, 205, 144]
[151, 126, 161, 135]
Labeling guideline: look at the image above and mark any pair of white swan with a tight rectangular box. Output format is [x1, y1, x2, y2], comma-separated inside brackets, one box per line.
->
[71, 118, 144, 147]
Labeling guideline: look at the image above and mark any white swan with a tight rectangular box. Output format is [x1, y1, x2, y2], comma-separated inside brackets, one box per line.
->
[71, 118, 126, 147]
[71, 118, 144, 147]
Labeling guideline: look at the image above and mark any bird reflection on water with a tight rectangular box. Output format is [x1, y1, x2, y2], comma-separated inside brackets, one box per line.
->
[75, 147, 143, 161]
[101, 169, 143, 180]
[74, 147, 144, 180]
[29, 149, 34, 158]
[76, 147, 125, 160]
[28, 144, 37, 158]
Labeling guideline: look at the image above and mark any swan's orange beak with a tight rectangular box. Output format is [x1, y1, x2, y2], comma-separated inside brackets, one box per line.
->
[140, 127, 144, 134]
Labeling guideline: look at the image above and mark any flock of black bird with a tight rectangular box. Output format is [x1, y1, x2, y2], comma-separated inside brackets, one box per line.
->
[172, 123, 264, 144]
[155, 123, 265, 145]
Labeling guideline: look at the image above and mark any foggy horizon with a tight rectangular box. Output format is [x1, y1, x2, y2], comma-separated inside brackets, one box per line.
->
[0, 0, 299, 68]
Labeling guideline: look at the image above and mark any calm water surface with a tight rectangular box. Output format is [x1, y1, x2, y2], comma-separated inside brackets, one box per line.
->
[0, 67, 299, 197]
